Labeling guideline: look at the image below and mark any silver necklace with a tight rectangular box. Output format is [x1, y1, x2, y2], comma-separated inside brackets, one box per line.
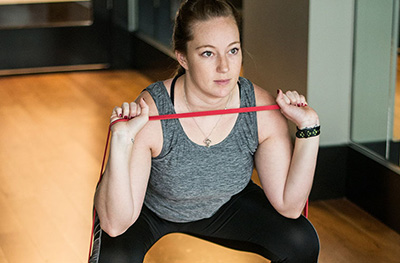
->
[183, 86, 233, 148]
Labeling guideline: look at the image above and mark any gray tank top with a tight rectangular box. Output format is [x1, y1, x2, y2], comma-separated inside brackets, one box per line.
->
[143, 76, 259, 223]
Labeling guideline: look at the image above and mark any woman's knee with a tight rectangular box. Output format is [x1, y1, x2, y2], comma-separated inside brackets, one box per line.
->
[97, 231, 147, 263]
[281, 217, 320, 262]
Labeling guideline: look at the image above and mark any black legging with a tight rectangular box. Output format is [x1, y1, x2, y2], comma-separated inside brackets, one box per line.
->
[92, 181, 320, 263]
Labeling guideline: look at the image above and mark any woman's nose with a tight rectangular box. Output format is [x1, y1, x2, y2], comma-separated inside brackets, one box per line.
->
[217, 56, 229, 73]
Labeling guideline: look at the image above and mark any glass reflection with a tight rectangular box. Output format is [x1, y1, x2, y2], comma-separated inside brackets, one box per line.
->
[351, 0, 399, 165]
[0, 1, 93, 29]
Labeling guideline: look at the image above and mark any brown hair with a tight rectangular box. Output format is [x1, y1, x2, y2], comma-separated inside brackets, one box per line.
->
[173, 0, 242, 76]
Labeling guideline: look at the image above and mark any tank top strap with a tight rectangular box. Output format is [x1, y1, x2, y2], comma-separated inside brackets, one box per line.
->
[144, 81, 176, 117]
[170, 75, 179, 105]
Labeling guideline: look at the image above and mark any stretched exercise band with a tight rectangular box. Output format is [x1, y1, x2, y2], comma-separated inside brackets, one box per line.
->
[109, 104, 280, 127]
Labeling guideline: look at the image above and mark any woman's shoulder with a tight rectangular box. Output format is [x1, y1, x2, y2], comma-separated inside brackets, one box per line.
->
[245, 80, 289, 142]
[239, 77, 276, 106]
[135, 88, 164, 157]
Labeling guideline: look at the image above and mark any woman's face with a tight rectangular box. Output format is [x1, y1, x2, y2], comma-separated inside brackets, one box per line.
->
[178, 16, 242, 99]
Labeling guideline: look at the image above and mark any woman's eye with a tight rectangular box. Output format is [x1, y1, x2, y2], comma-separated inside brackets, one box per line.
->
[202, 51, 213, 57]
[229, 48, 239, 55]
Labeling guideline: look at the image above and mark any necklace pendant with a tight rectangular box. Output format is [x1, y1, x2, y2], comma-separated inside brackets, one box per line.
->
[203, 138, 212, 148]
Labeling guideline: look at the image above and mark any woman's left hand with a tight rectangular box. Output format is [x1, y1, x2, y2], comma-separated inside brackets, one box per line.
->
[275, 89, 319, 128]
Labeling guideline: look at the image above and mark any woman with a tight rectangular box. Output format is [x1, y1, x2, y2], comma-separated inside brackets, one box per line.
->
[91, 0, 320, 262]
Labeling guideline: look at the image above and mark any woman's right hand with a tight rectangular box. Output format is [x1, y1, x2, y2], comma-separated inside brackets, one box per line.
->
[110, 98, 150, 139]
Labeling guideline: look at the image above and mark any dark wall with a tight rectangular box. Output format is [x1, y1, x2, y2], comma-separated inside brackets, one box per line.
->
[109, 0, 132, 68]
[346, 146, 400, 234]
[311, 146, 348, 201]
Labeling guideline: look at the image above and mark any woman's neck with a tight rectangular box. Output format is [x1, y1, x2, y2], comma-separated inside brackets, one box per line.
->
[181, 76, 237, 112]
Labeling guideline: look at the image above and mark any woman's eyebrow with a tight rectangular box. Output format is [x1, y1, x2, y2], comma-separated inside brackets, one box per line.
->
[195, 41, 241, 50]
[228, 41, 241, 46]
[195, 44, 215, 50]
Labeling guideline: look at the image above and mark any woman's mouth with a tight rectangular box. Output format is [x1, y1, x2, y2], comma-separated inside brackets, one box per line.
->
[214, 79, 231, 86]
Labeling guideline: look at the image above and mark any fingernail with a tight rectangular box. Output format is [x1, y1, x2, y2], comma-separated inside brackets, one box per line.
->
[124, 116, 128, 119]
[119, 114, 122, 117]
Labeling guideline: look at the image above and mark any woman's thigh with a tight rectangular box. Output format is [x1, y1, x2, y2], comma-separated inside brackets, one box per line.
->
[182, 181, 320, 263]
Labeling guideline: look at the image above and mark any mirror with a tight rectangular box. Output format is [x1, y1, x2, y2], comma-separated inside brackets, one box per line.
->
[351, 0, 400, 165]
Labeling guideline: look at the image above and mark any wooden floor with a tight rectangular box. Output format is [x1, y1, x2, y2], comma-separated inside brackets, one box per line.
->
[0, 70, 400, 263]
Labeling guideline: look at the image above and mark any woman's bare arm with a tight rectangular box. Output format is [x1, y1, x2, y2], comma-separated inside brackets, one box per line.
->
[254, 85, 320, 219]
[94, 93, 161, 237]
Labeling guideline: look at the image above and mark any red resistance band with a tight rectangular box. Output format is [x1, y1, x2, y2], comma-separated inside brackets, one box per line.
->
[88, 104, 310, 262]
[109, 104, 281, 127]
[149, 104, 280, 121]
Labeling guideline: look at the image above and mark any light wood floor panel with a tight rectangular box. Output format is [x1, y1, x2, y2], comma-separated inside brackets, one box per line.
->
[309, 199, 400, 263]
[0, 247, 8, 263]
[0, 70, 399, 262]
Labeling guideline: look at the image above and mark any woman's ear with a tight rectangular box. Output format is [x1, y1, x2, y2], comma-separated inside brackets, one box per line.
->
[175, 50, 188, 70]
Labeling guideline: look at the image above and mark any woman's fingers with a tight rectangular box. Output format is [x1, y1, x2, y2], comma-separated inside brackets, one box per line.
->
[276, 89, 319, 128]
[283, 91, 307, 107]
[110, 106, 122, 123]
[138, 98, 149, 116]
[128, 102, 137, 119]
[276, 89, 308, 109]
[280, 91, 291, 105]
[111, 101, 141, 123]
[109, 99, 150, 135]
[121, 102, 130, 119]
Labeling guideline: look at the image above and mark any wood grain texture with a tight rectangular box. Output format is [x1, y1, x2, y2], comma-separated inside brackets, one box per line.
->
[0, 70, 399, 262]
